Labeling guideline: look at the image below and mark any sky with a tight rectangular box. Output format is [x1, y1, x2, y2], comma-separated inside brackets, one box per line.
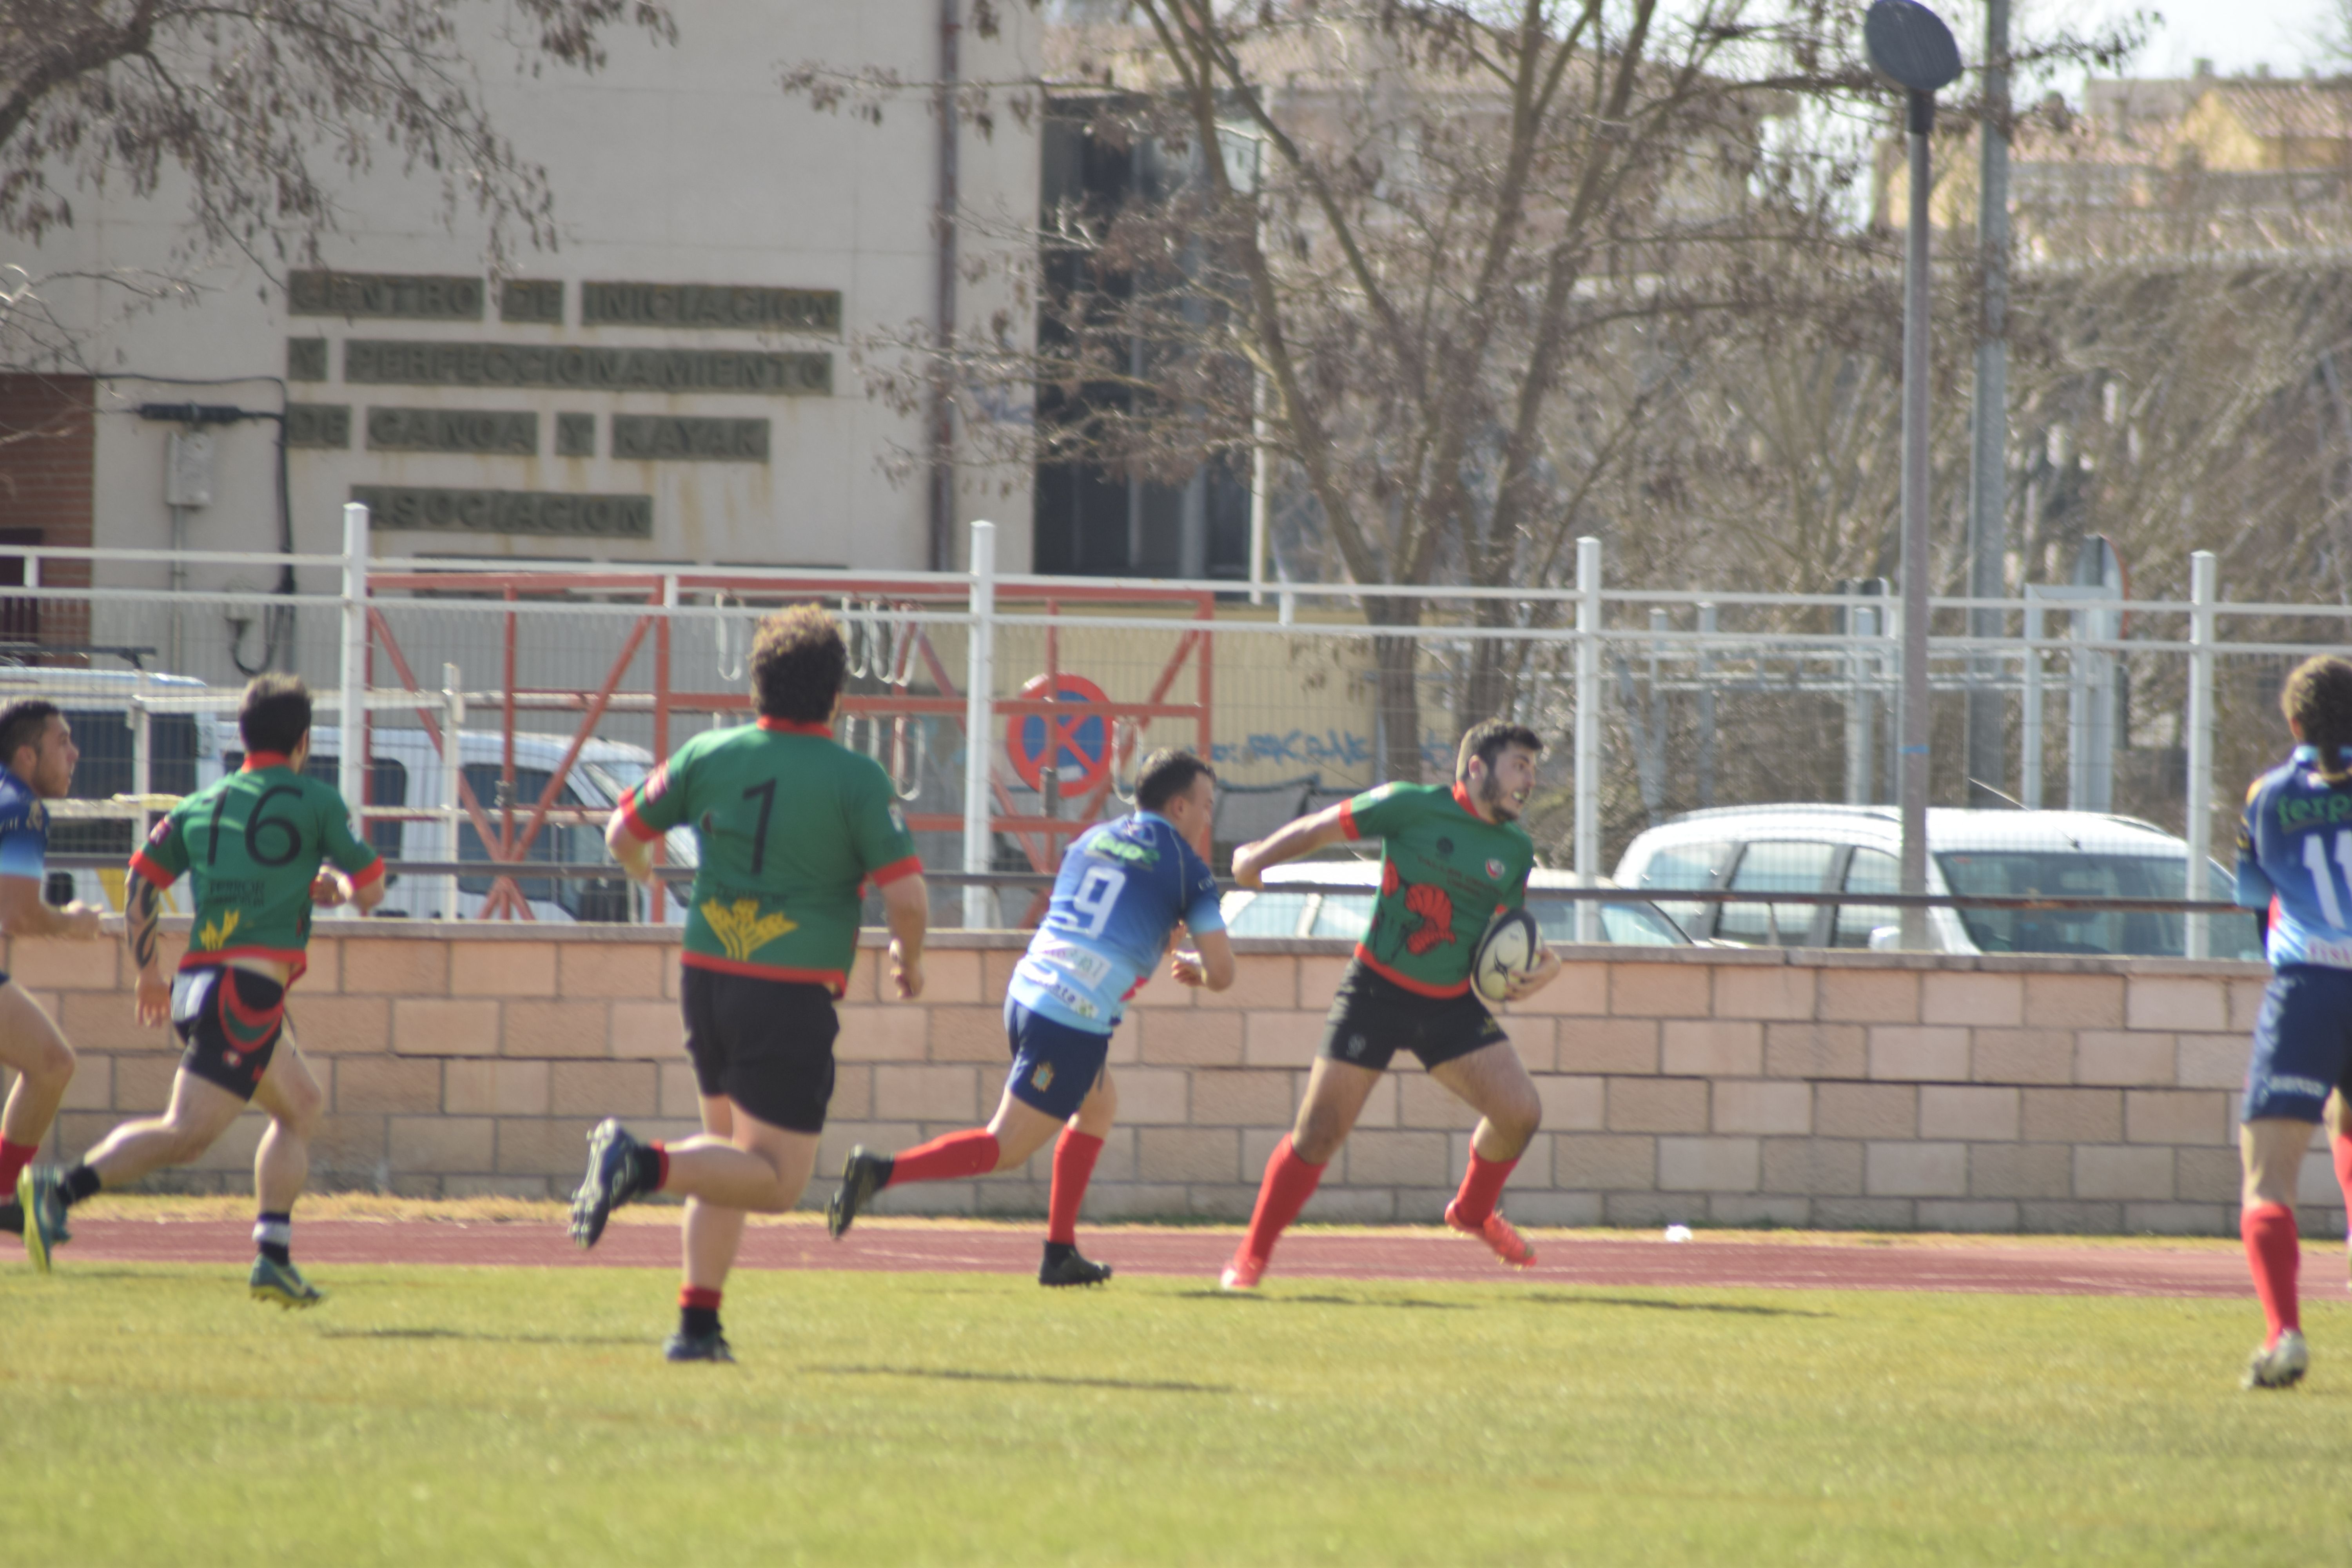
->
[2034, 0, 2334, 87]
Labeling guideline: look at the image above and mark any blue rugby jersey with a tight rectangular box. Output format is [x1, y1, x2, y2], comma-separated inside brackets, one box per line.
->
[0, 768, 48, 887]
[1006, 811, 1225, 1034]
[2237, 745, 2352, 968]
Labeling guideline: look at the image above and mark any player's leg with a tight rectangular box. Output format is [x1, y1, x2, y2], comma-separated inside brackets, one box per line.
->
[23, 1067, 247, 1272]
[245, 1026, 325, 1307]
[0, 982, 75, 1241]
[1035, 1067, 1118, 1285]
[1225, 1054, 1384, 1289]
[827, 1002, 1103, 1247]
[0, 982, 74, 1198]
[1428, 1036, 1544, 1268]
[671, 1094, 822, 1363]
[2241, 1116, 2316, 1387]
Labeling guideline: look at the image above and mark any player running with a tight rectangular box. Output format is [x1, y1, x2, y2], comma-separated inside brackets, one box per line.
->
[1220, 719, 1563, 1291]
[2230, 653, 2352, 1389]
[826, 747, 1236, 1285]
[20, 675, 385, 1303]
[568, 605, 928, 1363]
[0, 701, 106, 1266]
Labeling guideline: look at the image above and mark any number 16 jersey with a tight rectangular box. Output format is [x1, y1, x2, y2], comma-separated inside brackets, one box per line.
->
[1009, 812, 1224, 1034]
[618, 718, 921, 996]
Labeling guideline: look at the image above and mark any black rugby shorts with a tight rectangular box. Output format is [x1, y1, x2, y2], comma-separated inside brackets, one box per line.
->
[1318, 958, 1507, 1072]
[679, 967, 840, 1133]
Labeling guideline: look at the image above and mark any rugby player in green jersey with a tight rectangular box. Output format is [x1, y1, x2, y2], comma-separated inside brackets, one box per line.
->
[22, 675, 385, 1304]
[1220, 719, 1563, 1290]
[568, 606, 929, 1363]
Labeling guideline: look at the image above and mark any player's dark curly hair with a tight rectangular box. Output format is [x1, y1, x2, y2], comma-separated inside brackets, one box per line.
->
[750, 605, 848, 723]
[1456, 718, 1543, 783]
[1136, 748, 1214, 813]
[2283, 655, 2352, 786]
[240, 674, 313, 755]
[0, 699, 60, 771]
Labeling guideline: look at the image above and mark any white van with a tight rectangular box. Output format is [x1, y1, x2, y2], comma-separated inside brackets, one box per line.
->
[1612, 804, 2263, 959]
[295, 725, 693, 924]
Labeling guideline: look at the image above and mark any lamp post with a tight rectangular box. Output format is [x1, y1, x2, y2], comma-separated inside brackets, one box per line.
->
[1865, 0, 1961, 949]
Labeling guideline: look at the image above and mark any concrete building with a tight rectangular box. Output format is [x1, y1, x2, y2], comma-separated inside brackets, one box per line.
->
[0, 2, 1040, 684]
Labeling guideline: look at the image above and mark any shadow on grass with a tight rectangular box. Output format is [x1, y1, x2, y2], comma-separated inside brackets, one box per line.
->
[1169, 1289, 1474, 1311]
[316, 1327, 650, 1347]
[1525, 1292, 1834, 1319]
[811, 1363, 1232, 1395]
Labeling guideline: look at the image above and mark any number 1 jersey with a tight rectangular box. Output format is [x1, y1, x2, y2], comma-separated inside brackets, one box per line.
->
[618, 718, 920, 995]
[1007, 812, 1225, 1034]
[2238, 744, 2352, 969]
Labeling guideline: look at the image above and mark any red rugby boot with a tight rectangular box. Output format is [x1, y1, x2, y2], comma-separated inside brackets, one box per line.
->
[1446, 1200, 1537, 1268]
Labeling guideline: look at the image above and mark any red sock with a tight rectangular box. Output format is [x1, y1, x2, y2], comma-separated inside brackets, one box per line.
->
[0, 1139, 36, 1193]
[1048, 1128, 1105, 1245]
[2333, 1136, 2352, 1216]
[2243, 1201, 2301, 1345]
[679, 1285, 722, 1312]
[650, 1141, 671, 1192]
[1240, 1136, 1326, 1265]
[1450, 1150, 1519, 1228]
[886, 1129, 1000, 1187]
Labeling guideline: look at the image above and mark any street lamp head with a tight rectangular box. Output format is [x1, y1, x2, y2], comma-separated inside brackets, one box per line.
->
[1864, 0, 1962, 94]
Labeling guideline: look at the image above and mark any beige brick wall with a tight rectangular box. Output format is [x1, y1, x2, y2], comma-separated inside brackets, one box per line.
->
[11, 923, 2298, 1235]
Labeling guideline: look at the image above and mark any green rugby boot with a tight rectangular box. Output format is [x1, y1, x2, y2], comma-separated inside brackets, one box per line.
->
[17, 1167, 68, 1273]
[249, 1255, 325, 1309]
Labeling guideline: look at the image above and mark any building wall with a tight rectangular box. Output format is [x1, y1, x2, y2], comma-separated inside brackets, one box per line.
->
[26, 926, 2294, 1237]
[0, 375, 93, 648]
[9, 2, 1038, 662]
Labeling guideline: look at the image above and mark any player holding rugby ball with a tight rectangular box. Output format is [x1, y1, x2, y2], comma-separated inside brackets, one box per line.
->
[1220, 719, 1562, 1290]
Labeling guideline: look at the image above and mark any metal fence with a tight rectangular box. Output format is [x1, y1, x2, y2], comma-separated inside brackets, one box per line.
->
[0, 510, 2329, 953]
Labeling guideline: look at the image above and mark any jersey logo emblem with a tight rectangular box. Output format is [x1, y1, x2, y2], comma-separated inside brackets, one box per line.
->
[701, 898, 797, 961]
[195, 910, 242, 951]
[1403, 883, 1457, 955]
[1436, 837, 1454, 856]
[1485, 858, 1504, 879]
[889, 806, 907, 834]
[27, 802, 43, 830]
[1033, 1062, 1056, 1092]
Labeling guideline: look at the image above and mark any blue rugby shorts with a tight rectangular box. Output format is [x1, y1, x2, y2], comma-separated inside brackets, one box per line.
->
[1004, 997, 1112, 1120]
[2243, 963, 2352, 1123]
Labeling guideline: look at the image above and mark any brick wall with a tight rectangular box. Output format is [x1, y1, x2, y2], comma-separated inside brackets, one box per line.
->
[22, 925, 2297, 1236]
[0, 375, 93, 647]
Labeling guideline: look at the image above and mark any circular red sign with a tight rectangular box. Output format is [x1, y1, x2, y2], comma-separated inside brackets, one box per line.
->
[1005, 673, 1113, 795]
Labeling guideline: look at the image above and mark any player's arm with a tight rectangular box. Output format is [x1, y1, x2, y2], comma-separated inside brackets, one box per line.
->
[1501, 874, 1561, 1001]
[880, 871, 928, 1001]
[1232, 800, 1352, 889]
[0, 877, 100, 939]
[124, 869, 174, 1026]
[1171, 927, 1236, 991]
[314, 795, 389, 914]
[606, 760, 681, 884]
[2234, 781, 2275, 911]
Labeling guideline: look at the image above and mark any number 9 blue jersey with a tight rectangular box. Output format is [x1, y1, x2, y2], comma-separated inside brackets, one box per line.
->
[2238, 745, 2352, 969]
[1007, 812, 1225, 1034]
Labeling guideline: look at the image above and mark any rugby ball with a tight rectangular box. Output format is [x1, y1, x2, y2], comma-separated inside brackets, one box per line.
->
[1472, 907, 1542, 1004]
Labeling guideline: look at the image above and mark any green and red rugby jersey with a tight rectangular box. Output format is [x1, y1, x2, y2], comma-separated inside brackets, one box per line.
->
[128, 753, 385, 983]
[616, 717, 920, 995]
[1337, 780, 1535, 997]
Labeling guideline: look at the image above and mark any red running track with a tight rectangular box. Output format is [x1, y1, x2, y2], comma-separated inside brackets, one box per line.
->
[45, 1218, 2274, 1298]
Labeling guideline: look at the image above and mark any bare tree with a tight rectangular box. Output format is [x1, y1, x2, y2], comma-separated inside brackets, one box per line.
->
[0, 0, 674, 312]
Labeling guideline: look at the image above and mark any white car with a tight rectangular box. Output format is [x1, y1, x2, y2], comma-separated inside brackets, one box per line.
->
[1221, 858, 1692, 946]
[1612, 804, 2263, 959]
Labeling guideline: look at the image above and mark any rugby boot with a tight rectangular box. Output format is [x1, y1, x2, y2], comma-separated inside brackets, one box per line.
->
[249, 1255, 325, 1308]
[569, 1118, 651, 1249]
[826, 1146, 893, 1241]
[1219, 1250, 1266, 1292]
[1038, 1245, 1113, 1288]
[663, 1329, 736, 1364]
[1446, 1199, 1537, 1268]
[2245, 1328, 2310, 1390]
[17, 1167, 68, 1274]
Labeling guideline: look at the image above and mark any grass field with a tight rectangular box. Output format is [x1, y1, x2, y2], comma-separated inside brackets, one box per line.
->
[5, 1253, 2351, 1566]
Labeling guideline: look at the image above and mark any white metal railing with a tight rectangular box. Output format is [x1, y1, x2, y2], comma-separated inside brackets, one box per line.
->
[0, 515, 2306, 943]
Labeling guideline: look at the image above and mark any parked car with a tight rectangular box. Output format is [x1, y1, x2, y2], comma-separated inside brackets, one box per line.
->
[1221, 858, 1693, 946]
[1612, 804, 2264, 959]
